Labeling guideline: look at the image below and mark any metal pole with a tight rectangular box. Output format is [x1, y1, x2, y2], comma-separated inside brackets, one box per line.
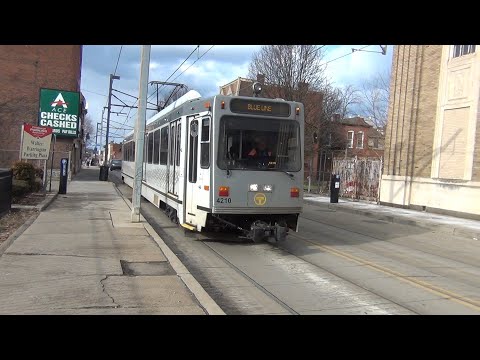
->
[100, 119, 104, 164]
[42, 159, 47, 192]
[95, 123, 100, 150]
[377, 156, 383, 204]
[105, 75, 114, 166]
[49, 134, 56, 192]
[131, 45, 151, 222]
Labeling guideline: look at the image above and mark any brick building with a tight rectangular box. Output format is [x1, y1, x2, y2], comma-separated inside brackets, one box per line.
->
[334, 116, 385, 159]
[108, 143, 122, 162]
[0, 45, 86, 176]
[380, 45, 480, 218]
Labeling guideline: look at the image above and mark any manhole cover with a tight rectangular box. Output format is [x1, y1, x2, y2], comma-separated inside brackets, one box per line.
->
[120, 260, 175, 276]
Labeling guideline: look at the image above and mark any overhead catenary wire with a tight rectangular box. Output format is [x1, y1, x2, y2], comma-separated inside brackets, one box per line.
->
[116, 45, 201, 138]
[147, 45, 200, 102]
[121, 45, 215, 135]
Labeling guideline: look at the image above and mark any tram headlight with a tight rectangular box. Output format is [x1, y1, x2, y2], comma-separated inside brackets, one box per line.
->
[262, 184, 273, 192]
[249, 184, 258, 192]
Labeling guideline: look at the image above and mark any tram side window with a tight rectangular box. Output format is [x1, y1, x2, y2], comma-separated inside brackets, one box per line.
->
[189, 120, 198, 183]
[170, 125, 176, 166]
[176, 123, 181, 165]
[132, 140, 135, 161]
[153, 129, 160, 164]
[160, 126, 169, 165]
[200, 117, 210, 168]
[147, 132, 154, 164]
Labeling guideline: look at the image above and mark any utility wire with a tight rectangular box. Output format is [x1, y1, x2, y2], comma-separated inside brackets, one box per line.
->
[170, 45, 215, 83]
[81, 89, 108, 97]
[147, 45, 200, 102]
[320, 45, 371, 66]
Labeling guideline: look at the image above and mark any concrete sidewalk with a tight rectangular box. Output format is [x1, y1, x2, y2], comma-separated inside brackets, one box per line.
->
[304, 194, 480, 240]
[0, 167, 223, 315]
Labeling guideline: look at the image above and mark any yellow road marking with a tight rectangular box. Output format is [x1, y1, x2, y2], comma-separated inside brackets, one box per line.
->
[290, 234, 480, 312]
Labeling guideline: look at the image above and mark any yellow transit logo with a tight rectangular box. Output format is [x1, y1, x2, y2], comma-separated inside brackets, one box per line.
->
[254, 193, 267, 206]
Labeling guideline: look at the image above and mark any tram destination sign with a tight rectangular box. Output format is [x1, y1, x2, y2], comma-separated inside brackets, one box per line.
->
[229, 99, 291, 117]
[38, 88, 80, 138]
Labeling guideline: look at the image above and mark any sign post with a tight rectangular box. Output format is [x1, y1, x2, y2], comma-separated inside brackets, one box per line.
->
[20, 124, 53, 160]
[49, 134, 57, 193]
[59, 158, 69, 194]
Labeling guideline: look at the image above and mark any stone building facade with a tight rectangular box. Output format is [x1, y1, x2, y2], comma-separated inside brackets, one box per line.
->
[380, 45, 480, 218]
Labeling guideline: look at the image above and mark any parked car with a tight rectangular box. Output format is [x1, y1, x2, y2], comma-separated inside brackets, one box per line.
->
[109, 159, 122, 171]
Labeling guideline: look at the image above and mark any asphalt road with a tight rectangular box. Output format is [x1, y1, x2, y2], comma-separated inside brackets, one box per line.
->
[109, 170, 480, 315]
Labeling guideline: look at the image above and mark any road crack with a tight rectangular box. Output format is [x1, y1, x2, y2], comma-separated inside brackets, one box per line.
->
[100, 275, 121, 308]
[5, 252, 106, 259]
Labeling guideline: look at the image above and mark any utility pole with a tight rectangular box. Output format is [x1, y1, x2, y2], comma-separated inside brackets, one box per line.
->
[95, 123, 101, 157]
[131, 45, 151, 222]
[101, 74, 120, 180]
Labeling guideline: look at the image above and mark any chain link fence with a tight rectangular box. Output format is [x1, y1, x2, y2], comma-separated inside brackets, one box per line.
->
[304, 154, 383, 202]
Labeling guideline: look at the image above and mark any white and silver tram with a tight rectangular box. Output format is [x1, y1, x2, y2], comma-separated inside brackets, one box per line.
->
[122, 88, 304, 242]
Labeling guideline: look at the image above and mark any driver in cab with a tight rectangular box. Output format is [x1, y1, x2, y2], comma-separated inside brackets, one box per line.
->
[248, 137, 272, 167]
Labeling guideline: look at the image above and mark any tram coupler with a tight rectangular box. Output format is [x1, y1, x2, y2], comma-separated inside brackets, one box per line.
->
[248, 220, 288, 243]
[274, 222, 288, 242]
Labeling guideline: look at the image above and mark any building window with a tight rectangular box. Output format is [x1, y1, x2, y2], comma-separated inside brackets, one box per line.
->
[357, 131, 364, 149]
[368, 138, 379, 149]
[347, 131, 354, 148]
[452, 45, 476, 58]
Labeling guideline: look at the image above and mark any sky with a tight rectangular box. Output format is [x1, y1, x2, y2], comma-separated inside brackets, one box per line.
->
[81, 45, 393, 145]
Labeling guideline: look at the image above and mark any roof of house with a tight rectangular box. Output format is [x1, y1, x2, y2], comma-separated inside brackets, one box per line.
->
[338, 116, 372, 127]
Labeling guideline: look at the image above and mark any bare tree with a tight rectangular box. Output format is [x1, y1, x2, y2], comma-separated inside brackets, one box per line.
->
[82, 115, 95, 143]
[358, 70, 390, 128]
[248, 45, 327, 101]
[248, 45, 328, 160]
[338, 84, 361, 119]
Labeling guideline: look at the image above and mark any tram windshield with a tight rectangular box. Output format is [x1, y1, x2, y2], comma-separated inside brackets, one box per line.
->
[218, 116, 301, 171]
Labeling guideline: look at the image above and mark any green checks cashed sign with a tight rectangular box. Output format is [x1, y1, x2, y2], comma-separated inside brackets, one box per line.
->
[38, 88, 80, 137]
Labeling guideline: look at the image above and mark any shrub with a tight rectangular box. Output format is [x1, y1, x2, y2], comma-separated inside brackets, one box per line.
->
[11, 161, 36, 185]
[12, 180, 31, 197]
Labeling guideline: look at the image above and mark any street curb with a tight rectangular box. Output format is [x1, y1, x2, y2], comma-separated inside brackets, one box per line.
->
[304, 198, 480, 240]
[0, 210, 40, 258]
[112, 183, 226, 315]
[37, 193, 59, 211]
[0, 193, 58, 257]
